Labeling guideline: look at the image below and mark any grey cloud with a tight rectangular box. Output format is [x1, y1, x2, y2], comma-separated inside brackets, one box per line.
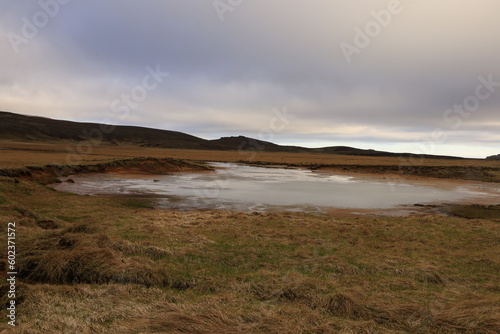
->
[0, 0, 499, 157]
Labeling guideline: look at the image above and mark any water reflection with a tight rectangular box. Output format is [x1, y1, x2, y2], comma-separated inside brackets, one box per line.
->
[52, 162, 496, 213]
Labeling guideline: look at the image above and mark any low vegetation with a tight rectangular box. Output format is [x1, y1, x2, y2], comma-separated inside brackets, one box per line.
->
[0, 157, 212, 184]
[0, 169, 499, 333]
[442, 204, 500, 220]
[2, 141, 500, 182]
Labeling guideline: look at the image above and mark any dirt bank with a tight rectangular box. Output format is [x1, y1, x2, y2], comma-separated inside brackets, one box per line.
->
[234, 160, 500, 183]
[0, 157, 213, 184]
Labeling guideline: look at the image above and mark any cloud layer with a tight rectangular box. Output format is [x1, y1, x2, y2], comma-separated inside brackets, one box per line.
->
[1, 0, 499, 157]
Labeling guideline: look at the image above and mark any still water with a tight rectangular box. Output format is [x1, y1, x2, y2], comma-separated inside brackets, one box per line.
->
[53, 162, 498, 213]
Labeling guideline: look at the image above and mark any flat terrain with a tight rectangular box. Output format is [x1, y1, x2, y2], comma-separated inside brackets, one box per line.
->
[2, 140, 499, 168]
[0, 141, 499, 333]
[2, 141, 500, 183]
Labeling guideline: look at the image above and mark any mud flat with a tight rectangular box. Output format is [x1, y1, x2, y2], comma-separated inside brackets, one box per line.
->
[52, 162, 500, 216]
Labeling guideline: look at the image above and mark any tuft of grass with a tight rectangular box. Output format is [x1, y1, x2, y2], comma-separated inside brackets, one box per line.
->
[120, 199, 154, 209]
[56, 215, 88, 222]
[0, 173, 499, 332]
[443, 204, 500, 220]
[0, 194, 8, 205]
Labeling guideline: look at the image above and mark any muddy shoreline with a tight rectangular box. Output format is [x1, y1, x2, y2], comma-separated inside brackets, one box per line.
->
[2, 157, 499, 219]
[231, 160, 500, 183]
[0, 157, 213, 184]
[46, 160, 500, 219]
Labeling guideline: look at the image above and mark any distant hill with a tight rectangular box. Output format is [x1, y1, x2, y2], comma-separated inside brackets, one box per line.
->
[314, 146, 457, 159]
[212, 136, 462, 160]
[0, 111, 466, 159]
[210, 136, 310, 153]
[0, 111, 219, 150]
[487, 154, 500, 160]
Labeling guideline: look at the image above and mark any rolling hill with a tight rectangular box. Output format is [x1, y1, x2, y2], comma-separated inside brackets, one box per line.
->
[0, 111, 218, 150]
[0, 111, 465, 159]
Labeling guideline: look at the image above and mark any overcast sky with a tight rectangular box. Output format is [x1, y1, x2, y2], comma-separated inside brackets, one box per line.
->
[1, 1, 499, 158]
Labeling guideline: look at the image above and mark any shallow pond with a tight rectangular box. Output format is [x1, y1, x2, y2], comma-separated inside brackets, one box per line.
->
[51, 162, 500, 214]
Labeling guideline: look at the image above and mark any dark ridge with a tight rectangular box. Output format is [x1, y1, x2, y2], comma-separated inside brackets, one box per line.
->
[0, 111, 219, 150]
[0, 111, 469, 159]
[210, 136, 309, 153]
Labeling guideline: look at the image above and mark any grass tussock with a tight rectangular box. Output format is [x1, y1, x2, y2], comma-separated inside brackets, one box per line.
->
[443, 204, 500, 220]
[431, 295, 500, 334]
[322, 293, 370, 319]
[16, 231, 174, 287]
[35, 219, 60, 229]
[413, 264, 449, 285]
[0, 177, 499, 333]
[108, 238, 173, 260]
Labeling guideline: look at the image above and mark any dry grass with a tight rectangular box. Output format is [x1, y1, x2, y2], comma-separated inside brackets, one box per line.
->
[0, 175, 499, 333]
[2, 140, 500, 169]
[2, 140, 500, 184]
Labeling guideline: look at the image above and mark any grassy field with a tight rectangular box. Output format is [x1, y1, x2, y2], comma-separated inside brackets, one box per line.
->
[0, 141, 499, 333]
[2, 140, 500, 168]
[2, 141, 500, 183]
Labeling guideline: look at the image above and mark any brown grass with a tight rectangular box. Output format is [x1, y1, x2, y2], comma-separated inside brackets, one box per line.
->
[0, 176, 498, 333]
[2, 140, 500, 183]
[2, 140, 500, 169]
